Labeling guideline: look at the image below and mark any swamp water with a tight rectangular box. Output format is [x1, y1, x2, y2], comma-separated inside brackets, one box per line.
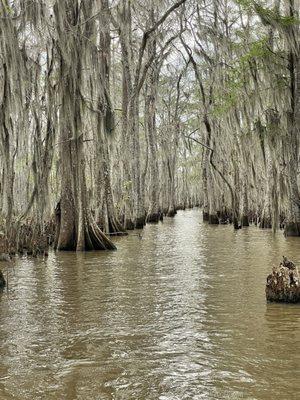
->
[0, 209, 299, 399]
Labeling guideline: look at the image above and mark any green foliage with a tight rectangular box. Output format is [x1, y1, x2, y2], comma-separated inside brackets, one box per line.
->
[212, 37, 281, 116]
[0, 0, 13, 16]
[234, 0, 253, 12]
[254, 4, 299, 27]
[240, 37, 270, 63]
[235, 0, 299, 27]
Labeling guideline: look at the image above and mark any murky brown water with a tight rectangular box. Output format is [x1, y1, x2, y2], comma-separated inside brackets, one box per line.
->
[0, 209, 300, 400]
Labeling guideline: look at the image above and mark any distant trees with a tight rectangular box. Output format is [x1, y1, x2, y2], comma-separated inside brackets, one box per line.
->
[181, 0, 300, 234]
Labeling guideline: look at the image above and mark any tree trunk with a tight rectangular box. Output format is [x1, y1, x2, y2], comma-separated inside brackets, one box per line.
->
[128, 97, 145, 228]
[145, 33, 160, 223]
[54, 0, 116, 251]
[284, 1, 300, 236]
[95, 0, 126, 235]
[241, 179, 249, 227]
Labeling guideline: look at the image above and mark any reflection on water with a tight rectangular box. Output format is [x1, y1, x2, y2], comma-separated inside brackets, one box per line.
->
[0, 209, 299, 399]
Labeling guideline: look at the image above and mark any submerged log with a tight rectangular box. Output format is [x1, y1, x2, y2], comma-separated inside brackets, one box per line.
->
[266, 257, 300, 303]
[0, 270, 6, 289]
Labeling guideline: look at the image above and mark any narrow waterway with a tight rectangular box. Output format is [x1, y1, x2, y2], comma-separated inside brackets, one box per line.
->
[0, 209, 299, 400]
